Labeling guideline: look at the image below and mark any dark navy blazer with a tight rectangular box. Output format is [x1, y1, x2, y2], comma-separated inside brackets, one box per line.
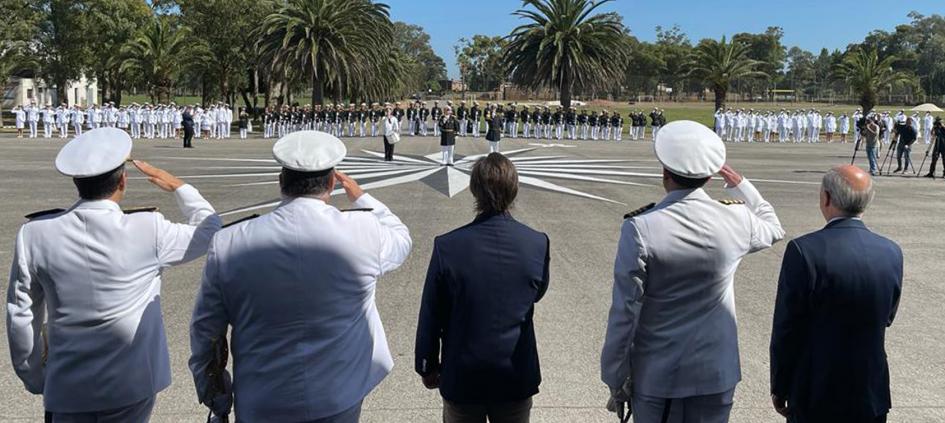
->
[770, 218, 903, 422]
[415, 213, 550, 403]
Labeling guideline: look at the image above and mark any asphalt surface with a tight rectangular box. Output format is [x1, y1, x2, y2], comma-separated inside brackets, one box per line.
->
[0, 133, 942, 422]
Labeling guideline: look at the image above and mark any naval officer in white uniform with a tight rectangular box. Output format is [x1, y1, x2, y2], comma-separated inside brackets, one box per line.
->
[601, 121, 785, 423]
[6, 127, 222, 422]
[189, 131, 412, 422]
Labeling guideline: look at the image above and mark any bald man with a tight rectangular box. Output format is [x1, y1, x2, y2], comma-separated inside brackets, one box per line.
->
[770, 165, 902, 423]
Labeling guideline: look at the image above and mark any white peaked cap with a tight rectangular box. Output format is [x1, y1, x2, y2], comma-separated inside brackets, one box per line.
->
[654, 121, 726, 179]
[273, 130, 346, 172]
[55, 128, 132, 178]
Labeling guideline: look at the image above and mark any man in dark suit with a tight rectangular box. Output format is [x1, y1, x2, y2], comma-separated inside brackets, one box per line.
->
[770, 164, 903, 423]
[415, 153, 550, 423]
[182, 106, 195, 148]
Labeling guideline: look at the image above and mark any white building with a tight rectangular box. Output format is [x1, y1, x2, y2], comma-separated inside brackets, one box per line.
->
[2, 71, 98, 109]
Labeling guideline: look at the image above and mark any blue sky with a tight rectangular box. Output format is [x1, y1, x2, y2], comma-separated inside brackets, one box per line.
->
[385, 0, 945, 79]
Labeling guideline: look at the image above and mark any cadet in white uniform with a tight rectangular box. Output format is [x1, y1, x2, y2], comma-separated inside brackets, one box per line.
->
[14, 105, 26, 138]
[189, 131, 412, 423]
[27, 104, 40, 138]
[602, 121, 785, 423]
[6, 128, 222, 423]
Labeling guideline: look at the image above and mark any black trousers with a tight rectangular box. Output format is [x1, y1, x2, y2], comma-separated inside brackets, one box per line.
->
[183, 128, 194, 148]
[383, 136, 394, 161]
[929, 140, 945, 174]
[789, 413, 886, 423]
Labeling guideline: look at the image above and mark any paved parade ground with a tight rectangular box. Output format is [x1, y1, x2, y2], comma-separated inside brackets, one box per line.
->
[0, 134, 943, 422]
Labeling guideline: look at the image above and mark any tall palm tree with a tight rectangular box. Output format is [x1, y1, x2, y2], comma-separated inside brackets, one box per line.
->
[687, 37, 764, 111]
[257, 0, 397, 106]
[833, 48, 913, 115]
[502, 0, 628, 109]
[121, 18, 200, 104]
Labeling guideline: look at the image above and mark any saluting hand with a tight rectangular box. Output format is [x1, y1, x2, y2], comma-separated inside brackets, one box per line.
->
[718, 164, 743, 187]
[133, 160, 185, 192]
[334, 171, 364, 202]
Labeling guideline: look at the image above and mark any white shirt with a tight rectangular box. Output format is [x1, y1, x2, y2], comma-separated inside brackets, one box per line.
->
[602, 180, 784, 398]
[190, 193, 411, 421]
[384, 115, 400, 136]
[14, 109, 26, 125]
[7, 185, 221, 413]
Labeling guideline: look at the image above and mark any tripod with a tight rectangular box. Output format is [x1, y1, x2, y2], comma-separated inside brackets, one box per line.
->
[879, 140, 897, 175]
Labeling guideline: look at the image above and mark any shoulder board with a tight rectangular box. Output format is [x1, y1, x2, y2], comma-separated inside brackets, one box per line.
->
[623, 203, 655, 220]
[340, 208, 373, 213]
[123, 207, 159, 214]
[222, 214, 259, 229]
[25, 208, 65, 220]
[718, 199, 746, 206]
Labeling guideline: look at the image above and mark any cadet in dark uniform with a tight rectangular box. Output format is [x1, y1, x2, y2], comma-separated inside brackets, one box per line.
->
[431, 102, 442, 137]
[470, 102, 482, 138]
[553, 107, 564, 140]
[541, 107, 552, 139]
[457, 102, 469, 136]
[514, 106, 526, 138]
[611, 112, 623, 141]
[419, 103, 430, 136]
[589, 111, 599, 140]
[531, 108, 542, 139]
[439, 107, 458, 165]
[486, 105, 505, 153]
[565, 107, 577, 140]
[578, 109, 589, 140]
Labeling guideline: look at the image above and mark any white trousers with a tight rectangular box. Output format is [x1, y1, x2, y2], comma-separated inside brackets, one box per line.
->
[631, 388, 734, 423]
[441, 145, 454, 164]
[47, 395, 155, 423]
[44, 122, 53, 138]
[29, 121, 38, 138]
[489, 141, 499, 153]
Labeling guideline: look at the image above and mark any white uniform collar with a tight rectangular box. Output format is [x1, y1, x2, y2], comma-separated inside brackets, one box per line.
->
[279, 196, 331, 209]
[72, 199, 122, 212]
[657, 187, 711, 208]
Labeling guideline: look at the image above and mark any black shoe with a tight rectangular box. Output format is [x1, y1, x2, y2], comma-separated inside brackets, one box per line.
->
[893, 168, 902, 173]
[924, 173, 935, 178]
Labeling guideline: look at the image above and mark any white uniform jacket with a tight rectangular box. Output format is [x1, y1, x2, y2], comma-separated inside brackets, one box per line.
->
[189, 193, 412, 422]
[6, 185, 221, 412]
[601, 180, 784, 398]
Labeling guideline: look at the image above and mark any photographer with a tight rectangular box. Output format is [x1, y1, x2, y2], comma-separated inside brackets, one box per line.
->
[893, 118, 917, 174]
[924, 117, 945, 178]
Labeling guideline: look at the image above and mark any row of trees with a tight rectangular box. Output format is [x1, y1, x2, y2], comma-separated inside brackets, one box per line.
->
[1, 0, 938, 117]
[0, 0, 447, 112]
[456, 2, 937, 114]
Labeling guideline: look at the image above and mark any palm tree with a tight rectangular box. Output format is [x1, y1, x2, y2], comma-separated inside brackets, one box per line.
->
[687, 37, 764, 111]
[257, 0, 397, 106]
[121, 18, 200, 104]
[833, 48, 913, 115]
[502, 0, 628, 109]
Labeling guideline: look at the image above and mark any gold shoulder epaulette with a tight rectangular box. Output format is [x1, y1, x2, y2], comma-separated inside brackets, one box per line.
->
[222, 214, 259, 229]
[340, 208, 374, 213]
[718, 199, 746, 206]
[25, 208, 65, 220]
[623, 203, 655, 219]
[123, 207, 159, 214]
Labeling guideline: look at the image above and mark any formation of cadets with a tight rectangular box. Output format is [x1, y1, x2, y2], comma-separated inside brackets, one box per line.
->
[713, 107, 938, 144]
[12, 102, 251, 140]
[262, 100, 670, 141]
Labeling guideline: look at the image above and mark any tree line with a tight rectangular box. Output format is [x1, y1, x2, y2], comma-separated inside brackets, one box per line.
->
[0, 0, 447, 112]
[2, 0, 941, 117]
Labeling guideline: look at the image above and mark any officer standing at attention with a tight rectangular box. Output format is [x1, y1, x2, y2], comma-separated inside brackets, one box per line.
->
[189, 131, 411, 422]
[601, 121, 785, 423]
[7, 128, 221, 423]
